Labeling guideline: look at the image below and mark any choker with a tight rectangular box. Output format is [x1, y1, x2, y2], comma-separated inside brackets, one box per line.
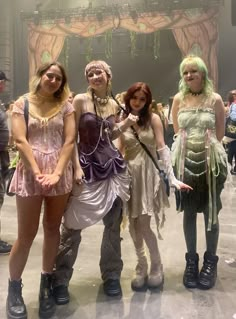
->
[189, 89, 203, 96]
[93, 93, 109, 105]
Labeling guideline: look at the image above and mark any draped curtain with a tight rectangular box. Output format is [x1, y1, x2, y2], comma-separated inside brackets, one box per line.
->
[28, 7, 219, 87]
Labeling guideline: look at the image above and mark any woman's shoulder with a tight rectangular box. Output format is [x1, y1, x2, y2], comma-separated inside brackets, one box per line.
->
[12, 94, 29, 114]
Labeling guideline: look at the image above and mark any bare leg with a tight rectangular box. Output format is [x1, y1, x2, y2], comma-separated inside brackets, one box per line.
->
[42, 194, 70, 272]
[9, 195, 43, 280]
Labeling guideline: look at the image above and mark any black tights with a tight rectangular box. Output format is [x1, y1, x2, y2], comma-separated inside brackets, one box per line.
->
[183, 209, 219, 255]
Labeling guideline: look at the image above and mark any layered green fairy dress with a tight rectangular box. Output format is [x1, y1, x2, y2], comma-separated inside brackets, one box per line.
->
[172, 94, 228, 230]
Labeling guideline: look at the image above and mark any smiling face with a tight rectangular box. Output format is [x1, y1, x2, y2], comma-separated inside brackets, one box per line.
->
[87, 67, 109, 92]
[129, 90, 147, 115]
[39, 65, 63, 96]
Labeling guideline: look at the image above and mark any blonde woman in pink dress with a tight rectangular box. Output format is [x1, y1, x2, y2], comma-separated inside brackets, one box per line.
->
[6, 62, 75, 319]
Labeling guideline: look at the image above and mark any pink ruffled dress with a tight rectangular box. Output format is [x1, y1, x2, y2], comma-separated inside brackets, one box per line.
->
[9, 98, 74, 197]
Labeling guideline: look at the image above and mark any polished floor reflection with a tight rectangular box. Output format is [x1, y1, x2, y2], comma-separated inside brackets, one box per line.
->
[0, 178, 236, 319]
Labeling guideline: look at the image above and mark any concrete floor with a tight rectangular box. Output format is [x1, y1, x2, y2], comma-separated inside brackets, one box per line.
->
[0, 178, 236, 319]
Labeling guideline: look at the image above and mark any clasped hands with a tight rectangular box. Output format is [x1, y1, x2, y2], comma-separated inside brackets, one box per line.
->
[35, 173, 61, 189]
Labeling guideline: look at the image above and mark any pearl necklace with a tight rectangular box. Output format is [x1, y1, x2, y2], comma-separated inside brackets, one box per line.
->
[93, 93, 109, 105]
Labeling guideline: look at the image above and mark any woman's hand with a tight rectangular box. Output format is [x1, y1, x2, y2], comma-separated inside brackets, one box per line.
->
[36, 173, 61, 189]
[125, 113, 139, 127]
[172, 179, 193, 192]
[74, 167, 85, 185]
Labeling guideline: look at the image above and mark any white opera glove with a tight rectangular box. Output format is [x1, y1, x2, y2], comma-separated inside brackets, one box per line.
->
[157, 145, 179, 187]
[157, 145, 193, 191]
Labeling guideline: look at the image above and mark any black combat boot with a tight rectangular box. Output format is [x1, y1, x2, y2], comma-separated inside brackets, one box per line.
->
[39, 273, 56, 318]
[198, 251, 219, 289]
[183, 252, 199, 288]
[6, 279, 27, 319]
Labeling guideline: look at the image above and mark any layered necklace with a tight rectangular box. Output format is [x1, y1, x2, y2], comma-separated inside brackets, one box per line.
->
[93, 93, 109, 105]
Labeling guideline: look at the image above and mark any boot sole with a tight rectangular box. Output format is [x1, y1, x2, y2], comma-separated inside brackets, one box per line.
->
[131, 282, 147, 292]
[6, 309, 27, 319]
[54, 297, 70, 305]
[39, 306, 56, 319]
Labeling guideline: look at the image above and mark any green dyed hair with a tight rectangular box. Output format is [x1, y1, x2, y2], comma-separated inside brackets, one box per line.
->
[178, 55, 214, 97]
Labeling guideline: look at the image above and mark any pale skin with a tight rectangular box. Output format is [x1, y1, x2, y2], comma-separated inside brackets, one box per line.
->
[172, 64, 225, 141]
[119, 89, 192, 191]
[9, 65, 76, 279]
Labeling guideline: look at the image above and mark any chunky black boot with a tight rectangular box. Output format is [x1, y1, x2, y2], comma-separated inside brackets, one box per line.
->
[198, 251, 219, 289]
[39, 274, 56, 318]
[6, 279, 27, 319]
[183, 252, 199, 288]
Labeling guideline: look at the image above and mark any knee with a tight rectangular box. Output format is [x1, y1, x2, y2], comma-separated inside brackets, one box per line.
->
[43, 220, 61, 236]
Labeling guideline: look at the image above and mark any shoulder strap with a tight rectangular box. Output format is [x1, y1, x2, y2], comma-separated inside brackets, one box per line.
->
[131, 126, 163, 173]
[23, 96, 29, 139]
[111, 91, 163, 173]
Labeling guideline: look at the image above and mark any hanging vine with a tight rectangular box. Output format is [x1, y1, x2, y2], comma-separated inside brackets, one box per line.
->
[153, 30, 160, 60]
[129, 31, 137, 59]
[85, 37, 93, 62]
[64, 37, 70, 70]
[105, 30, 113, 59]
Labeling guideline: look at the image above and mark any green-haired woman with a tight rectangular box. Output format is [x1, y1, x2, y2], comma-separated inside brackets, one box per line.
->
[172, 55, 228, 290]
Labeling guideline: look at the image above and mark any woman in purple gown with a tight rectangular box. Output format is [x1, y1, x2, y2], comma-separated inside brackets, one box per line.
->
[53, 60, 138, 302]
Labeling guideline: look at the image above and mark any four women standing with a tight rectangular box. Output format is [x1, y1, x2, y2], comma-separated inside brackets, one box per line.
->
[5, 55, 228, 319]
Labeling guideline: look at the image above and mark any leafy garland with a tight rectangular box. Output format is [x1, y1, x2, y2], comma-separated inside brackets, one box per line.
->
[130, 31, 137, 59]
[85, 37, 93, 62]
[153, 30, 160, 60]
[105, 30, 113, 59]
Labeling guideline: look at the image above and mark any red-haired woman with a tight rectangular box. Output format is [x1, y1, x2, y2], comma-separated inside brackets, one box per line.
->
[119, 82, 191, 291]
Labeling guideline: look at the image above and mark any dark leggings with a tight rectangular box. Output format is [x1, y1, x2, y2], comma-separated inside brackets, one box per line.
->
[183, 209, 219, 255]
[228, 140, 236, 167]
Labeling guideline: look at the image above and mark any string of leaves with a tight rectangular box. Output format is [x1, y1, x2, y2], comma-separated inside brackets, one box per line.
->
[153, 30, 160, 60]
[105, 30, 113, 59]
[64, 37, 70, 70]
[130, 31, 137, 59]
[85, 37, 93, 62]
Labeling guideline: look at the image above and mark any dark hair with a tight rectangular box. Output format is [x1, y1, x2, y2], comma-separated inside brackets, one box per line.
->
[124, 82, 152, 127]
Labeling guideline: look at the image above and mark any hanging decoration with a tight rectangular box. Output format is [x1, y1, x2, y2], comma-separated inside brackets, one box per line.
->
[64, 37, 70, 70]
[130, 31, 137, 59]
[105, 30, 113, 59]
[85, 37, 93, 62]
[153, 30, 160, 60]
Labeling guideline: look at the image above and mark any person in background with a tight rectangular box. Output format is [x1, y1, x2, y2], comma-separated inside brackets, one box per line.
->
[68, 91, 76, 104]
[52, 60, 137, 304]
[0, 70, 12, 255]
[118, 82, 192, 291]
[171, 55, 227, 290]
[226, 89, 236, 174]
[6, 61, 75, 319]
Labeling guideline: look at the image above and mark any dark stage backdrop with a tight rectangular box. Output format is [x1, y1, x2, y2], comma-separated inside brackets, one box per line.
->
[63, 30, 181, 103]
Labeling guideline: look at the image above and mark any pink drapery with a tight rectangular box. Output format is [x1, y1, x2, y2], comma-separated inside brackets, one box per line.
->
[28, 7, 219, 87]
